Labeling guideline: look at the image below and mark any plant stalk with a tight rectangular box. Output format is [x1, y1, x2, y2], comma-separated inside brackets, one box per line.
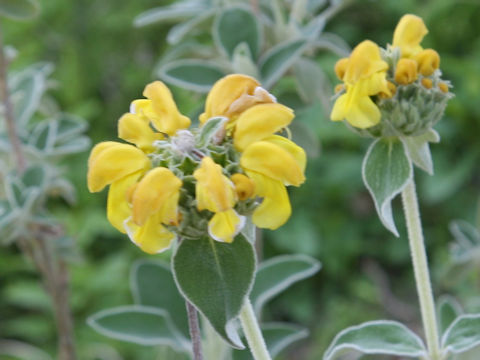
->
[239, 298, 272, 360]
[186, 300, 203, 360]
[401, 178, 441, 360]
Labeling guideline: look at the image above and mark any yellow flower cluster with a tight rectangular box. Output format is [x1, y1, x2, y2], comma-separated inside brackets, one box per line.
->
[331, 14, 450, 132]
[87, 75, 306, 254]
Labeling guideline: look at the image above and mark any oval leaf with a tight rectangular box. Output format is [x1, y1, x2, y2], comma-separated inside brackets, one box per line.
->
[133, 3, 208, 27]
[130, 260, 189, 339]
[259, 39, 307, 89]
[214, 6, 261, 59]
[87, 305, 186, 350]
[442, 314, 480, 355]
[159, 60, 226, 93]
[172, 235, 256, 348]
[167, 9, 216, 45]
[250, 254, 321, 316]
[437, 295, 463, 335]
[232, 322, 308, 360]
[323, 320, 427, 360]
[0, 0, 39, 20]
[362, 138, 412, 236]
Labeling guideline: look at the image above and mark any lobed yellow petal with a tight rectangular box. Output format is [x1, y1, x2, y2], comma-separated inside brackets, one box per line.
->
[392, 14, 428, 58]
[87, 143, 150, 193]
[125, 214, 175, 254]
[143, 81, 191, 135]
[193, 157, 236, 212]
[233, 103, 294, 151]
[118, 113, 164, 152]
[231, 173, 255, 201]
[132, 167, 182, 226]
[208, 209, 244, 243]
[107, 170, 143, 233]
[240, 139, 305, 186]
[246, 171, 291, 230]
[199, 74, 260, 124]
[344, 41, 388, 84]
[88, 141, 120, 168]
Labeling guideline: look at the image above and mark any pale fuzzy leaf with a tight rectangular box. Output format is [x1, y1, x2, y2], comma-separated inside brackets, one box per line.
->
[87, 305, 186, 350]
[0, 339, 51, 360]
[133, 2, 208, 27]
[362, 138, 412, 236]
[159, 60, 226, 93]
[213, 6, 261, 59]
[197, 116, 229, 148]
[231, 43, 260, 78]
[259, 38, 308, 89]
[250, 254, 321, 316]
[437, 295, 464, 335]
[442, 314, 480, 355]
[401, 129, 440, 175]
[172, 235, 256, 348]
[240, 216, 255, 244]
[323, 320, 427, 360]
[0, 0, 39, 20]
[449, 220, 480, 264]
[167, 9, 215, 45]
[314, 32, 351, 57]
[232, 322, 309, 359]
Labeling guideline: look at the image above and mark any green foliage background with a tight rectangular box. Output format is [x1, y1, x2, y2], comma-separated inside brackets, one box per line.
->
[1, 0, 479, 359]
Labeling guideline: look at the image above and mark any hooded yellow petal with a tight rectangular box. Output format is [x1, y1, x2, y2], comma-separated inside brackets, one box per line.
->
[107, 170, 143, 233]
[199, 74, 260, 124]
[125, 214, 175, 254]
[392, 14, 428, 58]
[132, 167, 182, 226]
[88, 141, 120, 168]
[246, 171, 291, 230]
[142, 81, 191, 135]
[240, 140, 305, 186]
[263, 135, 306, 175]
[208, 209, 245, 243]
[87, 143, 150, 193]
[193, 157, 236, 212]
[118, 113, 164, 152]
[233, 103, 294, 151]
[344, 41, 388, 84]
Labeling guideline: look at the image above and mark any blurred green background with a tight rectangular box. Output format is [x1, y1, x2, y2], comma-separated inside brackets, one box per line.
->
[1, 0, 479, 359]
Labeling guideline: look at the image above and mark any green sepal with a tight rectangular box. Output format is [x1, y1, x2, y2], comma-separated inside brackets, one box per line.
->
[232, 322, 309, 360]
[213, 6, 261, 60]
[197, 116, 229, 148]
[323, 320, 427, 360]
[172, 235, 256, 349]
[130, 259, 189, 340]
[362, 138, 412, 236]
[250, 254, 321, 316]
[87, 305, 188, 351]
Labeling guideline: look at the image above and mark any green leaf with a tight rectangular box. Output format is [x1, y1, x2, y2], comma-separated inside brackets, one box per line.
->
[232, 323, 309, 360]
[21, 165, 46, 188]
[133, 2, 208, 27]
[437, 295, 463, 334]
[231, 43, 259, 78]
[130, 260, 189, 340]
[442, 314, 480, 355]
[259, 39, 308, 89]
[362, 138, 412, 236]
[250, 254, 321, 316]
[293, 58, 332, 107]
[159, 60, 226, 93]
[449, 220, 480, 263]
[323, 320, 427, 360]
[0, 0, 39, 20]
[0, 339, 51, 360]
[214, 6, 261, 59]
[401, 129, 440, 175]
[87, 305, 187, 350]
[167, 9, 216, 45]
[172, 235, 256, 348]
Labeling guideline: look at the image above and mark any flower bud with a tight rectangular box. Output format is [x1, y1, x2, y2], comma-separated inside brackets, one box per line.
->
[421, 78, 433, 89]
[395, 58, 418, 85]
[334, 58, 349, 80]
[334, 84, 344, 93]
[231, 173, 255, 201]
[438, 82, 449, 93]
[415, 49, 440, 76]
[379, 81, 397, 99]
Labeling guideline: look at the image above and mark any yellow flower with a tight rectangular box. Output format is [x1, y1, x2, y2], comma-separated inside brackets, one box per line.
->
[330, 40, 390, 129]
[130, 81, 191, 136]
[415, 49, 440, 76]
[199, 74, 275, 126]
[193, 157, 245, 243]
[231, 174, 255, 201]
[392, 14, 428, 58]
[395, 58, 418, 85]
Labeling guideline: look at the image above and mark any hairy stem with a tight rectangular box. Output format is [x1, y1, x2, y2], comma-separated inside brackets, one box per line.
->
[239, 298, 272, 360]
[401, 178, 441, 360]
[186, 300, 203, 360]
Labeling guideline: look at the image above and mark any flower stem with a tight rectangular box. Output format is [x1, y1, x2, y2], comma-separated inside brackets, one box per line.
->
[186, 300, 203, 360]
[239, 298, 272, 360]
[401, 178, 441, 360]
